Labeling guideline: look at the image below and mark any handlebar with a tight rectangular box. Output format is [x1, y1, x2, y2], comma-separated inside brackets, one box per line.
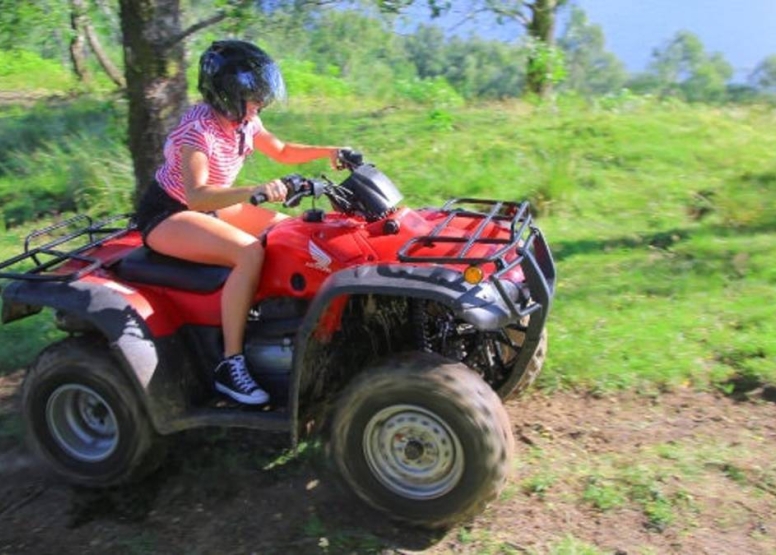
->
[249, 149, 365, 208]
[247, 174, 315, 207]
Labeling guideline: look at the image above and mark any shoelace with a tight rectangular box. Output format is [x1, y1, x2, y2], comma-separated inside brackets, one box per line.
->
[228, 358, 257, 393]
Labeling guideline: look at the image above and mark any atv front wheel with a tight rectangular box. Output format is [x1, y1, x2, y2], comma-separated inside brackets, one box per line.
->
[330, 351, 514, 529]
[22, 337, 162, 487]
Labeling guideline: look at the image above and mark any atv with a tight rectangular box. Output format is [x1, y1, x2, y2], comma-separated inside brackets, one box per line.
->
[0, 150, 555, 529]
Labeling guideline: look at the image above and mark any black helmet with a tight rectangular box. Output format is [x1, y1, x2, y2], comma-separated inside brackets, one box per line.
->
[198, 40, 286, 122]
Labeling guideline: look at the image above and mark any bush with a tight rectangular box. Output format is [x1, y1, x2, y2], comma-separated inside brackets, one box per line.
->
[395, 77, 465, 108]
[716, 171, 776, 229]
[280, 59, 353, 99]
[0, 49, 74, 91]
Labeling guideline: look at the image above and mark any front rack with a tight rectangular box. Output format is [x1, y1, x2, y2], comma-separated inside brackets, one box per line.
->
[0, 214, 133, 282]
[398, 198, 532, 268]
[397, 198, 555, 319]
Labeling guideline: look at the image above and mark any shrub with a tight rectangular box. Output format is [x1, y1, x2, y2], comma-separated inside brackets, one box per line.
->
[0, 49, 74, 91]
[394, 77, 465, 108]
[280, 59, 353, 99]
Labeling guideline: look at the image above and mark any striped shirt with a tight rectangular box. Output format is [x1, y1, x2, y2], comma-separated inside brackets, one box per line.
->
[155, 103, 261, 205]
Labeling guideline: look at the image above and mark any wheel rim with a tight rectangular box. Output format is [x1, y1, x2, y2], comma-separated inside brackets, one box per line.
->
[363, 404, 464, 500]
[45, 384, 119, 462]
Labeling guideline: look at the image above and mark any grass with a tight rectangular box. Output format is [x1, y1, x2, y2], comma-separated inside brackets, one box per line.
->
[0, 99, 132, 227]
[0, 96, 774, 397]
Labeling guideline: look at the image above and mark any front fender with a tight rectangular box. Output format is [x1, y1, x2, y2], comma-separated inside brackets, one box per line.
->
[289, 263, 548, 441]
[308, 264, 524, 331]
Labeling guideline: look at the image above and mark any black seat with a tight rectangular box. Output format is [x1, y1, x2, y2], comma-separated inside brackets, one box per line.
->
[115, 247, 230, 292]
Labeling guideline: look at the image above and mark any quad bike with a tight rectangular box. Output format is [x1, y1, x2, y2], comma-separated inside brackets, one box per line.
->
[0, 150, 555, 529]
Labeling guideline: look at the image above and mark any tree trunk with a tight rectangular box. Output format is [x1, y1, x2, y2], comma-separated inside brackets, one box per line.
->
[69, 0, 91, 82]
[118, 0, 188, 204]
[525, 0, 561, 97]
[85, 22, 127, 88]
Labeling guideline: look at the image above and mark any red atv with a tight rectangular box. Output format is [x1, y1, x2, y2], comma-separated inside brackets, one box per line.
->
[0, 151, 555, 528]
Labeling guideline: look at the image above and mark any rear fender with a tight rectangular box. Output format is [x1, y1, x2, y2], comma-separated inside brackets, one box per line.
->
[1, 277, 188, 433]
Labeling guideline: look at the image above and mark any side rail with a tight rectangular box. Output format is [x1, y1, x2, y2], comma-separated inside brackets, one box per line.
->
[397, 198, 556, 318]
[0, 214, 133, 282]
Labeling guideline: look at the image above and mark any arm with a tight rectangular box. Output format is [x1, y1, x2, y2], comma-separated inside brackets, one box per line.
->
[181, 146, 285, 211]
[252, 127, 340, 167]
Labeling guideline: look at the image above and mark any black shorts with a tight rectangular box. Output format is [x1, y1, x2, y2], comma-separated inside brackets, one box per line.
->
[133, 180, 188, 246]
[134, 181, 218, 246]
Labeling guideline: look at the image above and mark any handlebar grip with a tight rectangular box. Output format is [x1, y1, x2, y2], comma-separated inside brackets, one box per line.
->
[249, 192, 268, 206]
[337, 148, 363, 170]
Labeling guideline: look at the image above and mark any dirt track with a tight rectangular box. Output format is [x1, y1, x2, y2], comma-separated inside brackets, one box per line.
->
[1, 368, 775, 554]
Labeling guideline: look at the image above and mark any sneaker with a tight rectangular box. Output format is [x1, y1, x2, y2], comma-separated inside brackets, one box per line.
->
[214, 354, 269, 405]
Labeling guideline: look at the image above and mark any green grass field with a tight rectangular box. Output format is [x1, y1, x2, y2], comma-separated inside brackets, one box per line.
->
[1, 96, 774, 395]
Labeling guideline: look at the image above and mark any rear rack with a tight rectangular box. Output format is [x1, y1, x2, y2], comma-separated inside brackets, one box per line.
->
[0, 214, 133, 282]
[397, 198, 556, 319]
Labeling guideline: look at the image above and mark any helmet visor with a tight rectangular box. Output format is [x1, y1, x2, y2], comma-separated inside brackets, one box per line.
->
[236, 64, 286, 107]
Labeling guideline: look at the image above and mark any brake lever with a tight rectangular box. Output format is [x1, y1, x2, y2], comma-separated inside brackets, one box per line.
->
[283, 192, 306, 209]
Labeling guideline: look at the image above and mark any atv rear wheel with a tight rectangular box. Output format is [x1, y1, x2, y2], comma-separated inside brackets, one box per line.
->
[330, 351, 514, 529]
[22, 337, 162, 487]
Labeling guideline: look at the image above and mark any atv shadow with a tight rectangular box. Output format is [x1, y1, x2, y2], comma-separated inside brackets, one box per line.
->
[64, 429, 445, 553]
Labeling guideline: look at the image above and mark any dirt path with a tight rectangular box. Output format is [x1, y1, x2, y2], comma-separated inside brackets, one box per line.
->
[1, 369, 774, 555]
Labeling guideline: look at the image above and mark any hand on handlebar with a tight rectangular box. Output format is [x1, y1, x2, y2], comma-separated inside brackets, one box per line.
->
[334, 148, 363, 171]
[249, 179, 287, 206]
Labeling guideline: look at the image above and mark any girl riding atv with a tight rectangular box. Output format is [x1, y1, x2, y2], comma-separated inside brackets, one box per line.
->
[134, 39, 348, 405]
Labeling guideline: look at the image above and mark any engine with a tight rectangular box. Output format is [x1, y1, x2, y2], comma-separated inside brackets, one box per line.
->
[244, 336, 293, 405]
[242, 298, 306, 406]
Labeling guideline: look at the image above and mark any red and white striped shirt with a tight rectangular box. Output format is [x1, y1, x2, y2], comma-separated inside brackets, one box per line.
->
[155, 103, 261, 206]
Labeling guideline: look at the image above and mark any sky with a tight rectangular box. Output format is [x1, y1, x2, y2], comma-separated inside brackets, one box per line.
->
[402, 0, 776, 82]
[577, 0, 776, 79]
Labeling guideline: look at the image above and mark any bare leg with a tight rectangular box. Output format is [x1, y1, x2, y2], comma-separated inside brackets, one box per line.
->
[214, 204, 288, 353]
[216, 203, 288, 236]
[146, 211, 263, 356]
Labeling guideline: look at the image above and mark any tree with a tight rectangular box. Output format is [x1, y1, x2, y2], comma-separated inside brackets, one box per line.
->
[117, 0, 343, 200]
[402, 25, 528, 99]
[305, 8, 414, 96]
[69, 0, 92, 81]
[391, 0, 569, 97]
[442, 36, 526, 99]
[646, 30, 732, 102]
[0, 1, 69, 59]
[749, 54, 776, 93]
[521, 0, 568, 96]
[69, 0, 125, 87]
[557, 6, 626, 96]
[404, 24, 447, 79]
[480, 0, 569, 96]
[118, 0, 190, 200]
